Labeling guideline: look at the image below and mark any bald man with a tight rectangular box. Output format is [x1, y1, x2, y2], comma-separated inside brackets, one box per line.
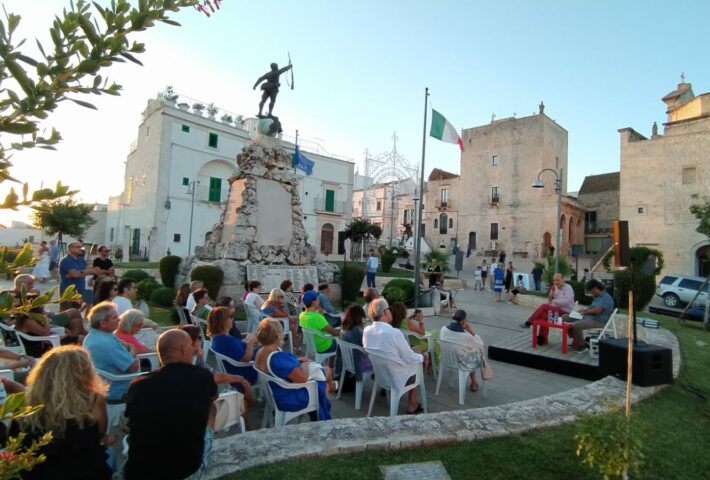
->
[125, 330, 218, 480]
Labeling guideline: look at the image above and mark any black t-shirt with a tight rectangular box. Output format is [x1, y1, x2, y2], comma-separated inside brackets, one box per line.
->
[427, 265, 442, 287]
[124, 363, 217, 480]
[92, 257, 114, 271]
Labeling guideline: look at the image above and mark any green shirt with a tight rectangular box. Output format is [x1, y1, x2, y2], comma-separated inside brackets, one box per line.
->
[299, 310, 333, 353]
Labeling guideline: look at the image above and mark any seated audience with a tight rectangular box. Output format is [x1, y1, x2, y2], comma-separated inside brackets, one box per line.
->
[439, 309, 493, 392]
[317, 283, 342, 327]
[566, 279, 615, 353]
[363, 288, 384, 322]
[215, 296, 243, 338]
[243, 280, 264, 310]
[10, 346, 114, 479]
[279, 279, 300, 316]
[261, 288, 298, 344]
[95, 279, 118, 304]
[190, 288, 213, 320]
[520, 273, 576, 345]
[254, 318, 333, 421]
[185, 280, 204, 312]
[0, 347, 34, 371]
[390, 302, 431, 371]
[364, 298, 424, 414]
[12, 274, 85, 337]
[339, 305, 372, 381]
[115, 309, 153, 355]
[208, 307, 260, 387]
[112, 279, 137, 316]
[299, 291, 339, 354]
[83, 302, 139, 402]
[125, 330, 218, 480]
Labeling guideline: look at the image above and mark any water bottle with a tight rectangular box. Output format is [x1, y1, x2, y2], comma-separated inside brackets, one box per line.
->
[553, 312, 559, 324]
[547, 311, 553, 323]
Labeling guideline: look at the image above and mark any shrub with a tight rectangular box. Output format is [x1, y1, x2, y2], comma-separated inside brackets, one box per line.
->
[159, 255, 182, 287]
[341, 263, 366, 301]
[190, 265, 224, 300]
[150, 286, 176, 307]
[612, 269, 656, 311]
[382, 286, 406, 304]
[568, 280, 593, 306]
[122, 269, 150, 283]
[380, 246, 398, 273]
[382, 279, 415, 306]
[136, 277, 161, 302]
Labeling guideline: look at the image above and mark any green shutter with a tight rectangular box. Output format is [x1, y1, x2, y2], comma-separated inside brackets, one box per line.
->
[208, 132, 218, 148]
[208, 177, 222, 202]
[182, 177, 189, 186]
[181, 124, 190, 133]
[325, 189, 335, 212]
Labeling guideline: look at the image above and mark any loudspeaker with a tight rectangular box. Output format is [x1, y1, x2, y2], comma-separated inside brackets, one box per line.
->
[612, 220, 630, 267]
[337, 231, 346, 255]
[598, 338, 672, 387]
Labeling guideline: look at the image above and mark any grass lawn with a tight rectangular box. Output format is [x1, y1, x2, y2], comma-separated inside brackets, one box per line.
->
[224, 314, 710, 480]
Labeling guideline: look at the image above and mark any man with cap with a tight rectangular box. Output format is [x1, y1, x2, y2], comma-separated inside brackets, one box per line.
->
[299, 290, 340, 355]
[59, 241, 93, 299]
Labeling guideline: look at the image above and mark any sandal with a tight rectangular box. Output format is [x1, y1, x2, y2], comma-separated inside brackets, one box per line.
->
[470, 383, 479, 392]
[406, 403, 423, 414]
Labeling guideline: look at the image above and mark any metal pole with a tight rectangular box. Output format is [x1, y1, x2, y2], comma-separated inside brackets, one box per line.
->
[188, 180, 197, 256]
[554, 168, 562, 274]
[389, 184, 395, 247]
[414, 87, 429, 308]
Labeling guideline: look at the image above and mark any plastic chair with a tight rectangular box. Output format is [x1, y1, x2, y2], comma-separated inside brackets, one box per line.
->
[211, 348, 260, 398]
[14, 330, 61, 357]
[95, 369, 147, 428]
[176, 307, 191, 325]
[244, 304, 263, 333]
[402, 330, 438, 381]
[0, 322, 22, 353]
[136, 352, 160, 371]
[273, 317, 294, 353]
[365, 351, 427, 417]
[213, 390, 246, 433]
[134, 328, 159, 350]
[301, 327, 337, 365]
[435, 339, 487, 405]
[335, 338, 372, 410]
[257, 369, 319, 427]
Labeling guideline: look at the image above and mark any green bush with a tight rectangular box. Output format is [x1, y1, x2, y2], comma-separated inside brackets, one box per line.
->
[122, 269, 151, 283]
[612, 269, 657, 311]
[382, 286, 406, 304]
[150, 286, 176, 307]
[190, 265, 224, 300]
[341, 263, 366, 301]
[382, 279, 416, 306]
[568, 280, 593, 306]
[136, 277, 161, 302]
[381, 247, 398, 273]
[159, 255, 182, 287]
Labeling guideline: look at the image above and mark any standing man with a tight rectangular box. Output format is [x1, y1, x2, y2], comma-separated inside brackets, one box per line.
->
[480, 259, 488, 291]
[489, 258, 497, 291]
[253, 61, 293, 117]
[568, 279, 615, 353]
[124, 329, 218, 479]
[366, 249, 378, 289]
[532, 264, 543, 291]
[427, 259, 442, 288]
[48, 240, 60, 282]
[59, 241, 93, 302]
[92, 245, 115, 278]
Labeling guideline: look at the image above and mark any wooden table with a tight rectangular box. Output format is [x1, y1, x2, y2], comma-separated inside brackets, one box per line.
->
[532, 319, 572, 354]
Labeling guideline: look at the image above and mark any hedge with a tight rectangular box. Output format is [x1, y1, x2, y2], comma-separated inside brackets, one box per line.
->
[612, 269, 657, 311]
[341, 263, 366, 301]
[190, 265, 224, 300]
[150, 286, 176, 307]
[159, 255, 182, 287]
[122, 269, 151, 283]
[382, 279, 416, 306]
[136, 277, 161, 302]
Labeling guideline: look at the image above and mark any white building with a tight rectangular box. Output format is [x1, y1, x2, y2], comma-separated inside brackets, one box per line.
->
[106, 96, 354, 262]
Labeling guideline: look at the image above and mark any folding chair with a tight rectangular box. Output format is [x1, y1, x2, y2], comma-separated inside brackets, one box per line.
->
[587, 308, 619, 358]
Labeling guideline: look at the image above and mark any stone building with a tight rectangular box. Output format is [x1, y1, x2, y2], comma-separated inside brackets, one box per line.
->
[577, 172, 619, 255]
[619, 79, 710, 276]
[352, 178, 417, 246]
[423, 109, 585, 263]
[106, 96, 354, 262]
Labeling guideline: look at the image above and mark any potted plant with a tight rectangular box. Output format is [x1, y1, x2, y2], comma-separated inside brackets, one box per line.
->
[206, 102, 218, 118]
[234, 114, 244, 126]
[192, 102, 205, 114]
[177, 102, 189, 111]
[220, 113, 233, 124]
[161, 85, 178, 103]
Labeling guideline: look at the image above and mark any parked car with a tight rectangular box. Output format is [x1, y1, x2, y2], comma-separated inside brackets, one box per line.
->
[655, 274, 708, 308]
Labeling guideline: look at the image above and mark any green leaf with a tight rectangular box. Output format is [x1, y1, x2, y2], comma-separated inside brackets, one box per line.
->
[1, 121, 37, 135]
[67, 97, 98, 109]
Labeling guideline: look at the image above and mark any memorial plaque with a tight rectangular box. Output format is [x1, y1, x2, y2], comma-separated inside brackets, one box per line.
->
[246, 265, 319, 292]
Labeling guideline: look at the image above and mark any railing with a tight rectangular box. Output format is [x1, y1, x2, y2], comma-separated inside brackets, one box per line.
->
[490, 196, 500, 204]
[585, 220, 613, 233]
[589, 237, 614, 272]
[313, 197, 346, 214]
[434, 200, 450, 209]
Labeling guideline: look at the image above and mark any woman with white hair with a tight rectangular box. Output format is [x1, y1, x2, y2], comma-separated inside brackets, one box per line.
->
[115, 309, 153, 355]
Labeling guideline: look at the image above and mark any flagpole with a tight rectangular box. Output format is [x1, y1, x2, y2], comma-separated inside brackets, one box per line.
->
[294, 129, 299, 174]
[414, 87, 429, 308]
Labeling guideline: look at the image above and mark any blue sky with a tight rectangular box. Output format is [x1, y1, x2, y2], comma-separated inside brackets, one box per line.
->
[4, 0, 709, 224]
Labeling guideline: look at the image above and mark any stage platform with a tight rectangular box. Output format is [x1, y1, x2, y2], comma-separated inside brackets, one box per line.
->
[488, 329, 605, 381]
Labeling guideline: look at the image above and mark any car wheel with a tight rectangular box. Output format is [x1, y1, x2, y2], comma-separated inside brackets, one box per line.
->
[663, 293, 680, 308]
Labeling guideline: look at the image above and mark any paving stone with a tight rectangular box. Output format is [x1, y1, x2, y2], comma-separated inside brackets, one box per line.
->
[381, 461, 451, 480]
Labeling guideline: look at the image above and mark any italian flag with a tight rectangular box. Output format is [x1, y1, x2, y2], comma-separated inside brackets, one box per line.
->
[430, 109, 464, 151]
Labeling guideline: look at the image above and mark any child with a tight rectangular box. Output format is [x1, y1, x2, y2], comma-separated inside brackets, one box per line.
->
[509, 275, 526, 304]
[474, 267, 483, 291]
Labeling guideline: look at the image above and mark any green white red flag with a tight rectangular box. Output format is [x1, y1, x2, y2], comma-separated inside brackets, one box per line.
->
[430, 109, 463, 151]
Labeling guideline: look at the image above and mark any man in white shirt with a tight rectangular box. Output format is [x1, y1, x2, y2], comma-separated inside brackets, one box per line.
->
[113, 279, 136, 316]
[363, 298, 424, 414]
[185, 280, 204, 312]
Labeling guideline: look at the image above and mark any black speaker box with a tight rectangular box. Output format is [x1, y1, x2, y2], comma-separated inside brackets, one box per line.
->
[598, 338, 672, 387]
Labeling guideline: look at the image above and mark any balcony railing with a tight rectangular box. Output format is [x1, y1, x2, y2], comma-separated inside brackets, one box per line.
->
[434, 199, 451, 210]
[314, 197, 345, 215]
[490, 196, 500, 205]
[585, 220, 613, 233]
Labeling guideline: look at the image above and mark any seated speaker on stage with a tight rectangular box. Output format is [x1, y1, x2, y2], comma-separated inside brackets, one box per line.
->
[562, 279, 615, 353]
[519, 274, 575, 341]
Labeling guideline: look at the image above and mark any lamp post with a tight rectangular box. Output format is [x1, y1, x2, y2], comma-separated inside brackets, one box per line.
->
[532, 167, 563, 274]
[187, 180, 200, 256]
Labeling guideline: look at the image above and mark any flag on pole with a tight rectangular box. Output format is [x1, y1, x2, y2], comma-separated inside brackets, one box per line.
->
[292, 146, 315, 175]
[430, 109, 464, 151]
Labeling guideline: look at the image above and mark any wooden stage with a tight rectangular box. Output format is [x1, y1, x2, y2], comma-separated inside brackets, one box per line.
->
[488, 329, 605, 381]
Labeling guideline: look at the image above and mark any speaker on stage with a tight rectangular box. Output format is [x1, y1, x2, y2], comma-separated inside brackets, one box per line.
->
[337, 231, 346, 255]
[598, 338, 672, 387]
[612, 220, 630, 267]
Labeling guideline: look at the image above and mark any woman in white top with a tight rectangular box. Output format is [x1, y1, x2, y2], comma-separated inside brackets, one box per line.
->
[439, 309, 492, 393]
[363, 298, 424, 414]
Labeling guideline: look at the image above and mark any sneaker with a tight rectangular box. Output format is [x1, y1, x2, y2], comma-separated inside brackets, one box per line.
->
[519, 322, 530, 328]
[573, 345, 588, 353]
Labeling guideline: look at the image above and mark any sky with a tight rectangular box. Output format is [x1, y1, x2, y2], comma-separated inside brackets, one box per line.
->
[3, 0, 709, 226]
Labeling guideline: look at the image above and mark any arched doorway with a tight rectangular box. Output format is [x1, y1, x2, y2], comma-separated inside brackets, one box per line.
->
[320, 223, 334, 255]
[468, 231, 477, 255]
[696, 244, 710, 277]
[439, 213, 448, 234]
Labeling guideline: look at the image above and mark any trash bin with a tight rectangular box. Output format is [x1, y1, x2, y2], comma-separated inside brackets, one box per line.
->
[418, 289, 433, 307]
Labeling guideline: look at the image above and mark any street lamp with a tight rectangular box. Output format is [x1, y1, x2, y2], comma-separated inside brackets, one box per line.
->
[532, 167, 563, 275]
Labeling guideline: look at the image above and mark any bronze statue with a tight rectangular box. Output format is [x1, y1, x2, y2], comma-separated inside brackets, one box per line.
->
[253, 62, 293, 117]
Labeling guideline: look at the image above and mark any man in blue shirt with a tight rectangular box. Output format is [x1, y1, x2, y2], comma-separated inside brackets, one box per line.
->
[366, 249, 378, 288]
[59, 240, 92, 299]
[570, 279, 615, 352]
[84, 302, 139, 401]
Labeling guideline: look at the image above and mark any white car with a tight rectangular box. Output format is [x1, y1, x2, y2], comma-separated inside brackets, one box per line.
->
[655, 274, 708, 308]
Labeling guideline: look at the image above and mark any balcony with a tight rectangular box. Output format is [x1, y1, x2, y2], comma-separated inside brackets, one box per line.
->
[435, 199, 451, 210]
[490, 196, 500, 206]
[314, 196, 345, 215]
[585, 220, 613, 234]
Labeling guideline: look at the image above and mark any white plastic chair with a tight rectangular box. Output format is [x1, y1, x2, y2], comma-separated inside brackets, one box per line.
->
[136, 352, 160, 371]
[134, 328, 159, 350]
[213, 390, 246, 433]
[435, 339, 487, 405]
[0, 369, 14, 381]
[176, 307, 191, 325]
[0, 369, 13, 404]
[257, 369, 319, 427]
[211, 348, 260, 398]
[0, 322, 22, 354]
[95, 369, 147, 428]
[14, 330, 61, 357]
[402, 330, 438, 381]
[272, 317, 294, 353]
[335, 338, 372, 410]
[365, 351, 427, 417]
[588, 308, 619, 358]
[301, 327, 337, 365]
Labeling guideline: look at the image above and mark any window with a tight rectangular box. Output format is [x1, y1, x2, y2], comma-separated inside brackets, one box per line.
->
[126, 176, 134, 203]
[678, 279, 703, 291]
[376, 200, 382, 211]
[439, 213, 448, 234]
[173, 234, 181, 243]
[109, 227, 114, 243]
[682, 167, 696, 184]
[449, 218, 454, 229]
[182, 177, 190, 186]
[208, 177, 222, 202]
[181, 124, 190, 133]
[491, 186, 500, 203]
[320, 224, 334, 254]
[490, 223, 499, 240]
[659, 276, 677, 286]
[208, 132, 218, 148]
[324, 189, 335, 212]
[404, 209, 414, 225]
[440, 188, 448, 207]
[434, 218, 438, 229]
[492, 155, 499, 166]
[638, 206, 645, 214]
